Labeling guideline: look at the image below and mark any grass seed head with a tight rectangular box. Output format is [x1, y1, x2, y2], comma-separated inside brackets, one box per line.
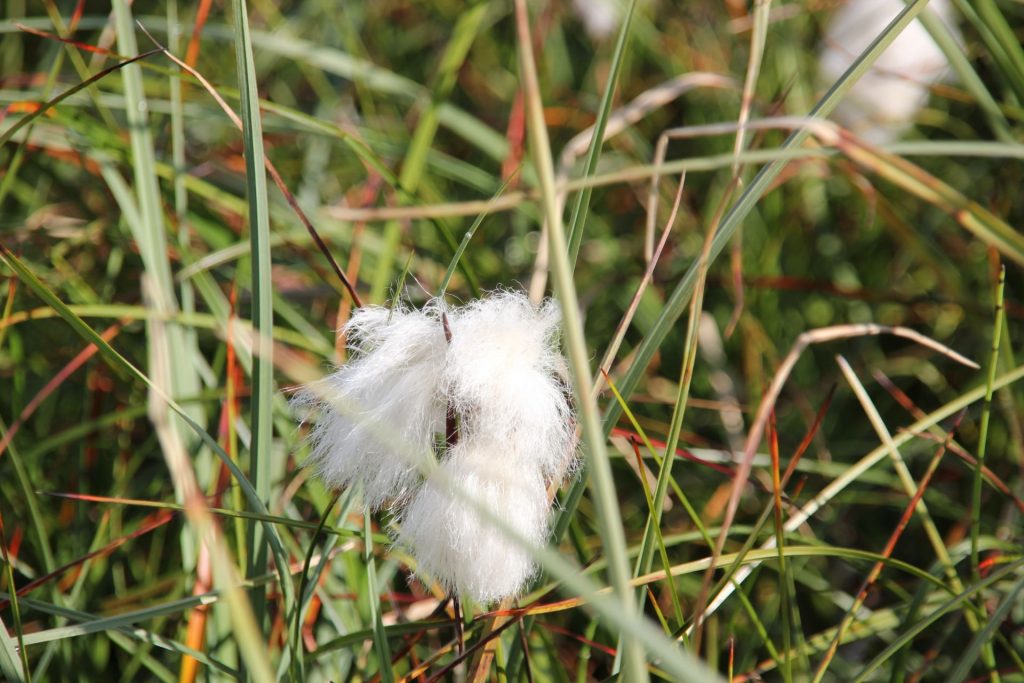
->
[291, 301, 448, 510]
[397, 437, 550, 605]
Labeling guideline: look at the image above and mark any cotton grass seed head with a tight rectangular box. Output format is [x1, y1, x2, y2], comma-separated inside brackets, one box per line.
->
[397, 438, 550, 605]
[291, 301, 447, 510]
[294, 290, 577, 603]
[445, 291, 576, 479]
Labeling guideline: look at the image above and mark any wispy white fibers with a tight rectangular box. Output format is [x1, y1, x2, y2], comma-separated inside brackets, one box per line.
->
[445, 291, 575, 480]
[819, 0, 961, 144]
[398, 438, 550, 604]
[292, 302, 447, 510]
[294, 291, 577, 604]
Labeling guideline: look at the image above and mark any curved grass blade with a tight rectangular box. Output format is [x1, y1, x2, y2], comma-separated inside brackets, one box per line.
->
[552, 0, 947, 554]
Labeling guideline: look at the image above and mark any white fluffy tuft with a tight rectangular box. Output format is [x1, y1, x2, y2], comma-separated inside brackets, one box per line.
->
[291, 302, 447, 510]
[571, 0, 622, 41]
[397, 438, 549, 605]
[819, 0, 961, 144]
[294, 291, 577, 603]
[444, 291, 576, 480]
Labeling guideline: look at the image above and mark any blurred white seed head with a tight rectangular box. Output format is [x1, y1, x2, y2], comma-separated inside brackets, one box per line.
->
[397, 438, 550, 605]
[291, 302, 447, 510]
[572, 0, 623, 41]
[819, 0, 961, 144]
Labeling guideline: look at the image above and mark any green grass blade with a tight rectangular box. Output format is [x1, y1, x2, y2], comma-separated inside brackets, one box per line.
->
[229, 0, 276, 635]
[604, 376, 685, 628]
[852, 560, 1024, 683]
[948, 572, 1024, 683]
[917, 7, 1014, 143]
[956, 0, 1024, 103]
[437, 171, 520, 297]
[0, 613, 26, 683]
[566, 0, 637, 268]
[0, 246, 292, 672]
[364, 510, 395, 683]
[0, 521, 28, 682]
[369, 3, 488, 302]
[971, 265, 1005, 578]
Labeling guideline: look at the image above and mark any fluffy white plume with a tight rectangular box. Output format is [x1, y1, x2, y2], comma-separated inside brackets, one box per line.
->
[291, 302, 447, 510]
[572, 0, 622, 41]
[398, 438, 550, 605]
[444, 291, 575, 479]
[819, 0, 960, 144]
[295, 291, 577, 603]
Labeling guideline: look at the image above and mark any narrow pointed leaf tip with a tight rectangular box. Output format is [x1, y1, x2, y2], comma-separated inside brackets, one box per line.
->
[291, 290, 578, 603]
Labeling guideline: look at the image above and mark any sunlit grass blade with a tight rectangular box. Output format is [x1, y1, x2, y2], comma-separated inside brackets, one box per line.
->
[513, 0, 650, 679]
[0, 612, 27, 683]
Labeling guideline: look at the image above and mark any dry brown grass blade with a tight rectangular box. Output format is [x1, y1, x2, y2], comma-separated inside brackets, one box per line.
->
[691, 323, 978, 634]
[593, 174, 687, 398]
[529, 72, 736, 301]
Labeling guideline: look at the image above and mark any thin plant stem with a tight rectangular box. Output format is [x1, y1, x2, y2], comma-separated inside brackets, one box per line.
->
[970, 263, 1006, 683]
[971, 264, 1006, 579]
[513, 0, 648, 679]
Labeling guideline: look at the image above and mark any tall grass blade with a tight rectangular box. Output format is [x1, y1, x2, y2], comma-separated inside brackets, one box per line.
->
[228, 0, 276, 637]
[566, 0, 636, 269]
[0, 246, 296, 630]
[364, 509, 395, 683]
[513, 0, 649, 679]
[971, 265, 1005, 578]
[917, 7, 1014, 143]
